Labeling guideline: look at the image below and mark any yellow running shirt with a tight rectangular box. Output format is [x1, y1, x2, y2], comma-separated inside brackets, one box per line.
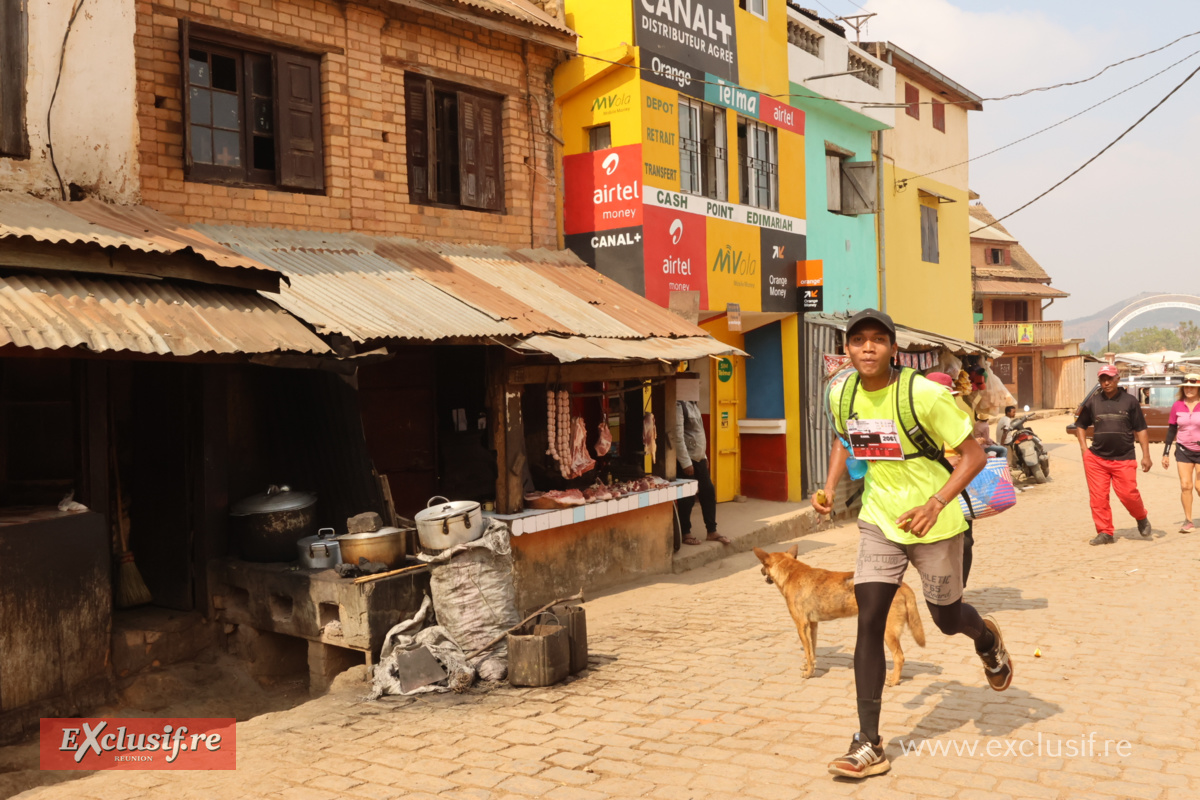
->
[830, 373, 974, 545]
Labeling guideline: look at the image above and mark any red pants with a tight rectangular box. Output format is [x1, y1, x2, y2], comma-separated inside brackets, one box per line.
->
[1083, 451, 1147, 534]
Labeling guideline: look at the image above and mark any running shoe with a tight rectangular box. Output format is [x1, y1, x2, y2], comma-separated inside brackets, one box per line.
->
[1181, 521, 1195, 534]
[827, 732, 890, 779]
[978, 617, 1014, 691]
[1137, 518, 1152, 538]
[1089, 533, 1114, 546]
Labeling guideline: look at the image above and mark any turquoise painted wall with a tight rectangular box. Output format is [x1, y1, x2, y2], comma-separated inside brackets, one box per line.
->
[790, 86, 882, 314]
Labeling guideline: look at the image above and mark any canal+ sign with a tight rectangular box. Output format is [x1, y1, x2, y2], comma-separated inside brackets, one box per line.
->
[634, 0, 739, 83]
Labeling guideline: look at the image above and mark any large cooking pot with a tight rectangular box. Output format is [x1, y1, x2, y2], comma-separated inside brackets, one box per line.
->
[230, 485, 317, 562]
[297, 528, 341, 569]
[414, 496, 485, 551]
[337, 526, 408, 568]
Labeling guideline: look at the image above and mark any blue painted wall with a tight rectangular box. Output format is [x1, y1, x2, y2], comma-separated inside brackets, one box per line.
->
[745, 322, 785, 419]
[791, 87, 882, 314]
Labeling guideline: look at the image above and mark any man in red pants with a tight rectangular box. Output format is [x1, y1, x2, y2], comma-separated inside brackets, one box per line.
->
[1074, 365, 1153, 545]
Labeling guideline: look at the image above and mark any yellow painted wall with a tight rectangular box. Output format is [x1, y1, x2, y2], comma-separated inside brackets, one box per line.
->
[885, 71, 972, 192]
[701, 319, 747, 502]
[562, 0, 633, 55]
[733, 0, 789, 97]
[559, 63, 641, 156]
[881, 162, 974, 340]
[640, 76, 682, 192]
[776, 127, 805, 220]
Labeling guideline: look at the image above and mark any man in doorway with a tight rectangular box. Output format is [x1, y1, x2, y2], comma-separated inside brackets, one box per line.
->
[812, 309, 1012, 779]
[669, 373, 726, 546]
[1074, 365, 1153, 545]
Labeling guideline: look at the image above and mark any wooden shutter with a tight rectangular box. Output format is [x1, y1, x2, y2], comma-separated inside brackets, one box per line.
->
[405, 77, 430, 204]
[274, 50, 324, 191]
[932, 100, 945, 132]
[920, 205, 939, 263]
[0, 0, 29, 158]
[840, 161, 877, 215]
[179, 19, 192, 175]
[825, 155, 841, 212]
[477, 95, 503, 211]
[457, 91, 481, 208]
[905, 83, 919, 119]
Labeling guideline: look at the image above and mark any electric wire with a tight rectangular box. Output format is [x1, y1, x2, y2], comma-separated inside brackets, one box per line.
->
[904, 47, 1200, 183]
[974, 61, 1200, 233]
[47, 0, 88, 201]
[572, 28, 1200, 108]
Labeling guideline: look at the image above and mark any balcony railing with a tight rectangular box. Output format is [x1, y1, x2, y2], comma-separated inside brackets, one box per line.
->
[974, 320, 1063, 347]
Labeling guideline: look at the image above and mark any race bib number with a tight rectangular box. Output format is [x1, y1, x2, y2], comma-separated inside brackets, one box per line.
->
[847, 418, 904, 461]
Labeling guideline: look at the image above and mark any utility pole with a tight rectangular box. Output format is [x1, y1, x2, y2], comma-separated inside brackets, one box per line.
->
[835, 13, 877, 46]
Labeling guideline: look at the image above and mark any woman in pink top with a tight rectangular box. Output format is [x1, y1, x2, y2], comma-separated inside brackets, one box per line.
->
[1161, 373, 1200, 532]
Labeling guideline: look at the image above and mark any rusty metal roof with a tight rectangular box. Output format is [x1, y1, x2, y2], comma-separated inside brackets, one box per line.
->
[974, 279, 1069, 299]
[515, 335, 747, 362]
[0, 271, 329, 356]
[444, 0, 576, 36]
[198, 225, 718, 355]
[0, 193, 277, 275]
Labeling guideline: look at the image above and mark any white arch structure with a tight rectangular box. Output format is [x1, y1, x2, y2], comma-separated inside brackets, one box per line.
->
[1107, 294, 1200, 343]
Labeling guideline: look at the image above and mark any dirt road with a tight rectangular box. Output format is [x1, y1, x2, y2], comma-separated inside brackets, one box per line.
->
[17, 413, 1200, 800]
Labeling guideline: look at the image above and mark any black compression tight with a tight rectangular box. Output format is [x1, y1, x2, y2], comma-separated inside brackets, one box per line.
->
[853, 582, 991, 741]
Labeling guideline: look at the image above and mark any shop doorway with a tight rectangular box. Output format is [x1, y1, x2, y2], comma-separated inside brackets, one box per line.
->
[1017, 355, 1035, 409]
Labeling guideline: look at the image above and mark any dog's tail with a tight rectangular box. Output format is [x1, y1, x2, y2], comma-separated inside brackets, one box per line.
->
[900, 584, 926, 647]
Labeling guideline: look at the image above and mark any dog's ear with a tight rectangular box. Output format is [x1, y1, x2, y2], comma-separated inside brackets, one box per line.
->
[786, 544, 799, 558]
[752, 547, 769, 564]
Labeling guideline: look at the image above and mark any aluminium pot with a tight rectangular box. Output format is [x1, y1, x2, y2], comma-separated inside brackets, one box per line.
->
[297, 528, 342, 569]
[336, 526, 408, 568]
[230, 485, 317, 563]
[414, 495, 485, 551]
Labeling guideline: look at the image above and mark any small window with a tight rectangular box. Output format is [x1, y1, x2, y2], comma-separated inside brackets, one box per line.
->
[739, 0, 766, 19]
[588, 124, 612, 152]
[989, 247, 1008, 265]
[932, 100, 945, 132]
[905, 83, 920, 119]
[679, 98, 727, 201]
[181, 22, 324, 191]
[920, 204, 939, 263]
[406, 74, 504, 211]
[826, 151, 877, 216]
[738, 118, 777, 211]
[0, 0, 29, 158]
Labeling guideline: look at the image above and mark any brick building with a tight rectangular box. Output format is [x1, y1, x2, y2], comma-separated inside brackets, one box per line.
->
[134, 0, 575, 245]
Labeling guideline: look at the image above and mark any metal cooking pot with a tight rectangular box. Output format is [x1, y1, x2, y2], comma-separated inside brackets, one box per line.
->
[414, 496, 485, 550]
[336, 526, 408, 568]
[230, 485, 317, 562]
[297, 528, 341, 569]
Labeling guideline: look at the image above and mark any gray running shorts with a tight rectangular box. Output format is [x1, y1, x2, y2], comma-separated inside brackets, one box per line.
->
[854, 521, 964, 606]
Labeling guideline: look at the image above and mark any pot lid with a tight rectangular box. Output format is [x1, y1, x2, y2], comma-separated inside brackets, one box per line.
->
[337, 526, 409, 541]
[415, 497, 481, 523]
[231, 485, 317, 515]
[298, 528, 339, 546]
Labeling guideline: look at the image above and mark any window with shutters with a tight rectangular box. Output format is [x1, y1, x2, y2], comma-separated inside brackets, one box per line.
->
[0, 0, 29, 159]
[678, 98, 726, 201]
[988, 247, 1009, 265]
[179, 23, 324, 192]
[905, 83, 920, 119]
[920, 204, 939, 263]
[932, 99, 946, 132]
[825, 147, 877, 216]
[405, 74, 504, 212]
[737, 118, 777, 211]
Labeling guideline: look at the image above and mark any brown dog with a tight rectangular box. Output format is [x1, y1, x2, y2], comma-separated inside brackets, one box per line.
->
[754, 544, 926, 686]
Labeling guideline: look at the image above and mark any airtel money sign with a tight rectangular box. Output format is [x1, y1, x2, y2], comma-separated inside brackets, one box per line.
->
[643, 204, 707, 309]
[635, 0, 738, 83]
[563, 143, 644, 235]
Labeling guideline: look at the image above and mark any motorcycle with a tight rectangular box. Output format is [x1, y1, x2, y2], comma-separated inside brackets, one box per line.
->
[1002, 410, 1050, 484]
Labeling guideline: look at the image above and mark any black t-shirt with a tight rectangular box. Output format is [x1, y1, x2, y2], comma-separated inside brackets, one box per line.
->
[1075, 387, 1147, 461]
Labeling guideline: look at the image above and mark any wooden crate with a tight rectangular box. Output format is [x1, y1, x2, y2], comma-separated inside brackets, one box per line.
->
[507, 622, 569, 687]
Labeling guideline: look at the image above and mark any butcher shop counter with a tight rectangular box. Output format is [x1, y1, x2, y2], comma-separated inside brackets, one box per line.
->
[485, 479, 697, 612]
[483, 478, 697, 535]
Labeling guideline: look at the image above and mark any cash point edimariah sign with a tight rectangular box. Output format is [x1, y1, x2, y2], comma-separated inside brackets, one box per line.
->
[41, 718, 236, 770]
[635, 0, 738, 83]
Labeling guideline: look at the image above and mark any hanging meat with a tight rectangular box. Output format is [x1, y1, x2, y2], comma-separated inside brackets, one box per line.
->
[595, 419, 612, 457]
[558, 390, 571, 479]
[546, 390, 559, 462]
[643, 412, 656, 465]
[566, 416, 596, 479]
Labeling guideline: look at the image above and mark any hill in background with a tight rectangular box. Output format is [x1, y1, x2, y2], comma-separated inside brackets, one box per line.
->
[1064, 293, 1200, 352]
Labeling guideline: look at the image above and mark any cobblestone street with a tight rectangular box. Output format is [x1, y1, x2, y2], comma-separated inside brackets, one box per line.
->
[21, 414, 1200, 800]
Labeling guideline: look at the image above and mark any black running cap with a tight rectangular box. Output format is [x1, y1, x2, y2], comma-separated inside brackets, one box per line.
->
[846, 308, 896, 338]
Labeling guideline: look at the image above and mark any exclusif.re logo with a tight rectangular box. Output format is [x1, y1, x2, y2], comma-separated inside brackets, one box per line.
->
[40, 718, 236, 771]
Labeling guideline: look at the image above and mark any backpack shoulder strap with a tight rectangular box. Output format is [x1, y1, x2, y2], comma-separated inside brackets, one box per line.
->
[834, 372, 860, 437]
[894, 368, 942, 462]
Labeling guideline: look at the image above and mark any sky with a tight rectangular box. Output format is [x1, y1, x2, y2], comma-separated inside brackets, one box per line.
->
[826, 0, 1200, 322]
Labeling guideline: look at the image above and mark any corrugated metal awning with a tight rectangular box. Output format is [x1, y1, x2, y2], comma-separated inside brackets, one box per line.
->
[0, 193, 277, 276]
[515, 335, 747, 363]
[0, 272, 329, 356]
[448, 0, 575, 34]
[807, 312, 1000, 357]
[974, 279, 1069, 298]
[198, 225, 727, 364]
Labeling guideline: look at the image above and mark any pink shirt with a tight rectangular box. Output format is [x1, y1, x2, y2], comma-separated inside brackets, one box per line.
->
[1169, 400, 1200, 449]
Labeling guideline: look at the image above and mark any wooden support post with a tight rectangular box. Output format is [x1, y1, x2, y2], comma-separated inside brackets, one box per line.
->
[489, 349, 526, 514]
[657, 376, 677, 480]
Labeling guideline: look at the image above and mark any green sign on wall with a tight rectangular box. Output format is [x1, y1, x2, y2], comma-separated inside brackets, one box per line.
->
[717, 358, 734, 383]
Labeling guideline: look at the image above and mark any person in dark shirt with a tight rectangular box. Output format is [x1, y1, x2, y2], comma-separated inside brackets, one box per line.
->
[1073, 365, 1152, 545]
